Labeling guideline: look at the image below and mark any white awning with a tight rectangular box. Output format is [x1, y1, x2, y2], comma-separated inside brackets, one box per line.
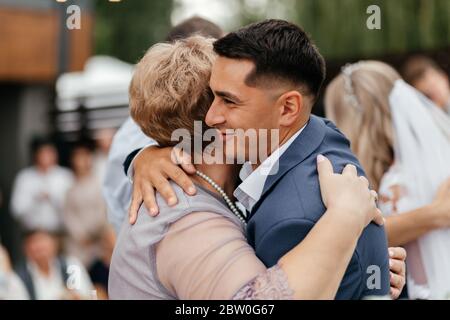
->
[56, 55, 134, 111]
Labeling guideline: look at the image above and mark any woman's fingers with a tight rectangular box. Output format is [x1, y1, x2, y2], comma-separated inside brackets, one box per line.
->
[171, 147, 196, 175]
[389, 257, 405, 275]
[129, 184, 143, 225]
[317, 154, 333, 182]
[317, 154, 333, 176]
[316, 154, 334, 207]
[359, 176, 370, 188]
[370, 189, 379, 202]
[389, 247, 407, 262]
[390, 287, 401, 300]
[372, 208, 385, 226]
[316, 156, 385, 229]
[388, 247, 406, 299]
[142, 182, 158, 217]
[390, 271, 405, 293]
[153, 174, 178, 206]
[178, 151, 197, 175]
[169, 148, 196, 194]
[342, 164, 357, 176]
[168, 165, 196, 196]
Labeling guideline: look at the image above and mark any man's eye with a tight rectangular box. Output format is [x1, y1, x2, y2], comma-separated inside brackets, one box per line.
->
[223, 98, 235, 105]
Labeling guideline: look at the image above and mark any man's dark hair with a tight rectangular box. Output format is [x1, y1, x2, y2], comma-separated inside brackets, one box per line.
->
[30, 136, 55, 156]
[71, 139, 95, 154]
[21, 228, 57, 241]
[166, 16, 223, 42]
[213, 19, 326, 99]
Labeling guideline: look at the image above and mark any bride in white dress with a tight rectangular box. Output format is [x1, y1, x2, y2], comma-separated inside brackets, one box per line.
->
[325, 60, 450, 299]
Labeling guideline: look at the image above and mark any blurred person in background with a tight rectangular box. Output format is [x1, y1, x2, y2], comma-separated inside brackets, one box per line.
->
[10, 138, 73, 232]
[92, 128, 116, 184]
[103, 16, 224, 233]
[1, 244, 28, 299]
[88, 225, 116, 300]
[15, 229, 94, 300]
[63, 142, 108, 267]
[325, 61, 450, 299]
[1, 189, 28, 300]
[402, 55, 450, 115]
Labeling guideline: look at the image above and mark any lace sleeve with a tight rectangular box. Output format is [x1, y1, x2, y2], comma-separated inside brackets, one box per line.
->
[232, 264, 294, 300]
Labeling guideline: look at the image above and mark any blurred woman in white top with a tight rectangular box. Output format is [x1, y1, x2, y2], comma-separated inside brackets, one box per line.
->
[10, 138, 73, 232]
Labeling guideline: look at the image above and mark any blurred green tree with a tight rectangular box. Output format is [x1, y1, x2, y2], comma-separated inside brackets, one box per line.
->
[94, 0, 174, 63]
[236, 0, 450, 59]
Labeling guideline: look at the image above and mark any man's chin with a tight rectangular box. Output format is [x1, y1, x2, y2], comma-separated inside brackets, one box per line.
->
[223, 147, 248, 165]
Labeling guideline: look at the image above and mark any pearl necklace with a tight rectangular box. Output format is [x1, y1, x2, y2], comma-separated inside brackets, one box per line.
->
[195, 170, 247, 225]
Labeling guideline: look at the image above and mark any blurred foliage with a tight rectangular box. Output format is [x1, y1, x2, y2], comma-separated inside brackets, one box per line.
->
[92, 0, 449, 61]
[94, 0, 174, 63]
[237, 0, 450, 59]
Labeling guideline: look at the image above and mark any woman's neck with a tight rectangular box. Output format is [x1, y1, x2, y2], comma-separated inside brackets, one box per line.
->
[193, 163, 240, 200]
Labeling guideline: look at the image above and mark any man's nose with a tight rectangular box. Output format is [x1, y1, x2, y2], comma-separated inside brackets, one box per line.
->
[205, 99, 226, 127]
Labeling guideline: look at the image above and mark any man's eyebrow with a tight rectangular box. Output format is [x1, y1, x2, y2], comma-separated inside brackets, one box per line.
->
[214, 90, 243, 103]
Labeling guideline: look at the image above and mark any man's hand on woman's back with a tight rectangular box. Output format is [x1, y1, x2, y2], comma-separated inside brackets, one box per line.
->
[128, 146, 196, 224]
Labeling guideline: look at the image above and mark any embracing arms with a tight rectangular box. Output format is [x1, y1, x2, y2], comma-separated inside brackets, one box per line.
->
[125, 146, 406, 299]
[155, 156, 389, 299]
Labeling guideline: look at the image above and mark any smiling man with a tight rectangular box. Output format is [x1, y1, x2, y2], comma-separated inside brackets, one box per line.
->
[120, 20, 395, 299]
[202, 20, 390, 299]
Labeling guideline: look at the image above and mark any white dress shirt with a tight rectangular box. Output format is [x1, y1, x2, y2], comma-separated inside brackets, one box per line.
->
[0, 271, 29, 300]
[10, 166, 74, 232]
[234, 124, 307, 213]
[27, 256, 94, 300]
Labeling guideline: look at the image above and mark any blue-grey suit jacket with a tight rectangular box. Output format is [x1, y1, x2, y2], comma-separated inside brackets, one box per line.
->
[246, 115, 390, 299]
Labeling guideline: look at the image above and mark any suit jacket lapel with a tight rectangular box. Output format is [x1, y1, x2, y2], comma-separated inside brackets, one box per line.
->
[249, 115, 327, 218]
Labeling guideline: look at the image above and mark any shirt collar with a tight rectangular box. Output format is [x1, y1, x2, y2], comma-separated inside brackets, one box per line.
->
[234, 123, 307, 212]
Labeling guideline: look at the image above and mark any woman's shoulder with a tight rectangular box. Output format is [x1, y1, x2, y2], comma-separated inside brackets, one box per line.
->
[155, 181, 239, 223]
[125, 181, 242, 244]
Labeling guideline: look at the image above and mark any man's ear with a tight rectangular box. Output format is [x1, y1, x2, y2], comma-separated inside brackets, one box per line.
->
[277, 91, 303, 127]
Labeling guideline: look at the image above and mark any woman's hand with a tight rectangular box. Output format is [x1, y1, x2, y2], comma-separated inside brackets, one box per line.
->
[317, 154, 384, 231]
[388, 247, 407, 299]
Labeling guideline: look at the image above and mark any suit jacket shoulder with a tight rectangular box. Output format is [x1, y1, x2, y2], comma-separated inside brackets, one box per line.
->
[247, 116, 390, 299]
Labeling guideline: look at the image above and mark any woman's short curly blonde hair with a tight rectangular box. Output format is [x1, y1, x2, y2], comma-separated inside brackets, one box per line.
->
[129, 36, 216, 147]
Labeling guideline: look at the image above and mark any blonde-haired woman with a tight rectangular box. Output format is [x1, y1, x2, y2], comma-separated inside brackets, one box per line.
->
[325, 60, 450, 299]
